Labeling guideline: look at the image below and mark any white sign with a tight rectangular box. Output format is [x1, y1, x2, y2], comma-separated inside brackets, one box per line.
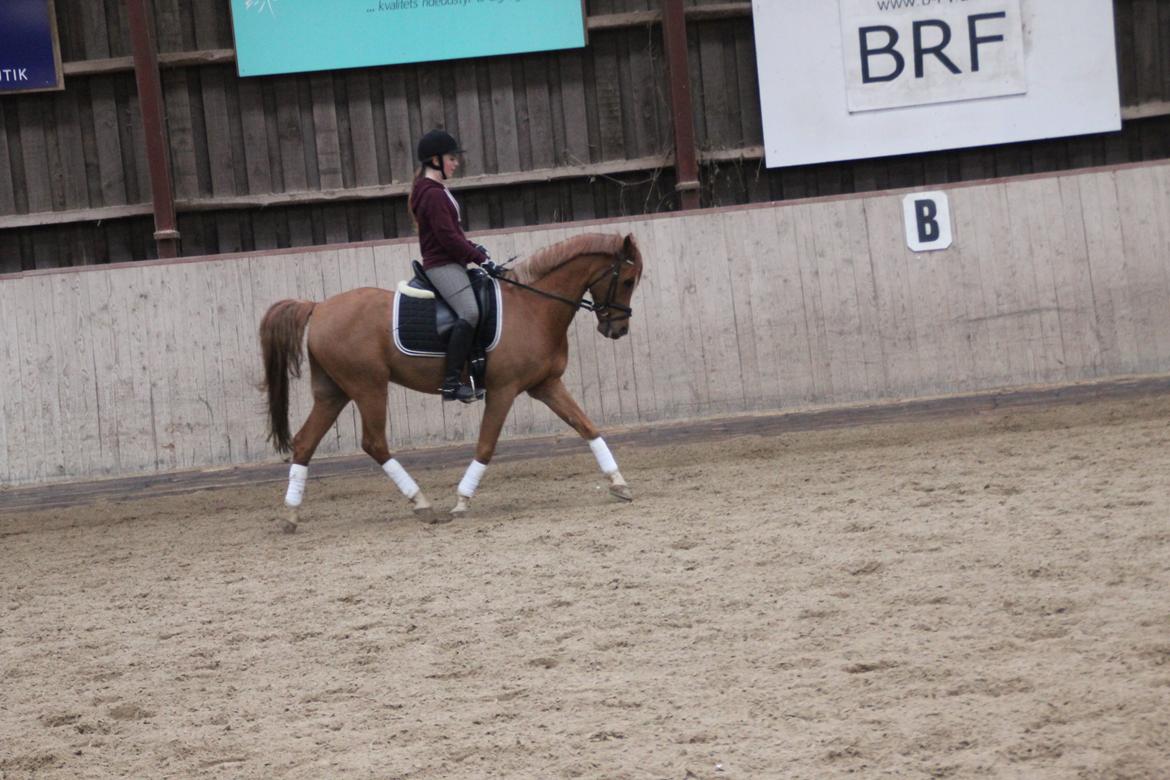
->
[840, 0, 1027, 112]
[751, 0, 1121, 168]
[902, 191, 952, 252]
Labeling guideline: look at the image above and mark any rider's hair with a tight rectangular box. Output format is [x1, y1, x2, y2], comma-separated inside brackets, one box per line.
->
[406, 165, 426, 230]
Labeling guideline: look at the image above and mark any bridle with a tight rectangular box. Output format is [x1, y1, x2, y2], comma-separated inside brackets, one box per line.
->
[492, 251, 636, 322]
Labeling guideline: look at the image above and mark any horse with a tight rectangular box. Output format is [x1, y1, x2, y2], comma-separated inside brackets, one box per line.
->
[259, 232, 644, 532]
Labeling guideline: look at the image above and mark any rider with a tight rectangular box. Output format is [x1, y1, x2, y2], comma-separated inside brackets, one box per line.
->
[409, 129, 489, 403]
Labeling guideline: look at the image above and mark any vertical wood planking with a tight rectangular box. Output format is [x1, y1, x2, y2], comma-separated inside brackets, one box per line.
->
[807, 200, 870, 400]
[1006, 179, 1068, 383]
[488, 61, 522, 220]
[0, 279, 22, 481]
[17, 276, 64, 480]
[644, 215, 704, 416]
[109, 265, 159, 474]
[382, 72, 416, 184]
[961, 185, 1031, 387]
[689, 212, 744, 413]
[863, 195, 923, 397]
[0, 103, 16, 216]
[54, 92, 90, 211]
[1048, 176, 1105, 377]
[557, 51, 591, 166]
[1114, 165, 1170, 370]
[49, 273, 102, 476]
[155, 0, 199, 201]
[453, 63, 486, 177]
[947, 186, 997, 390]
[523, 56, 556, 170]
[18, 99, 54, 214]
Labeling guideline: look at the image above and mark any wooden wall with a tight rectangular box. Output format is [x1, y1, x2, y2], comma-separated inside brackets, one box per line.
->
[1, 1, 1169, 273]
[3, 160, 1169, 487]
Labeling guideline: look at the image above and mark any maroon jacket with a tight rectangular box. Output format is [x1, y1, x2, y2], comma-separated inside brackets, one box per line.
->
[410, 176, 486, 270]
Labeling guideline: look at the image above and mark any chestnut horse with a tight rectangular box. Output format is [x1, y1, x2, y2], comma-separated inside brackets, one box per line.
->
[259, 233, 644, 531]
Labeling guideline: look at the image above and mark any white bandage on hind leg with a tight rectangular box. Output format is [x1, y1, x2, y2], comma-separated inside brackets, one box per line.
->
[284, 464, 309, 507]
[589, 437, 619, 476]
[458, 460, 488, 498]
[382, 458, 420, 499]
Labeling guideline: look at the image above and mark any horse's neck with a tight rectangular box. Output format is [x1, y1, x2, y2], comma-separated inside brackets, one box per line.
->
[537, 252, 608, 299]
[516, 253, 608, 331]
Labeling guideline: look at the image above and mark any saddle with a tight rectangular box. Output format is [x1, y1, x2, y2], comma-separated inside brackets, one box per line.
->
[392, 262, 502, 389]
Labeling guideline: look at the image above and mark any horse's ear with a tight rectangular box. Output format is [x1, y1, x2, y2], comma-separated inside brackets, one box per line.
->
[622, 233, 636, 258]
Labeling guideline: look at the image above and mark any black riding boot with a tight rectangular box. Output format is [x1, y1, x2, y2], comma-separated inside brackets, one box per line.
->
[440, 319, 477, 403]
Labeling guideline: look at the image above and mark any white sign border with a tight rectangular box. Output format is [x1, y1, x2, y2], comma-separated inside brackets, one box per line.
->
[752, 0, 1121, 168]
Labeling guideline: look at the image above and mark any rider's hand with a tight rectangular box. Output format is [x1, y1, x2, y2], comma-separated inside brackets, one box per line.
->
[481, 259, 501, 277]
[473, 243, 490, 261]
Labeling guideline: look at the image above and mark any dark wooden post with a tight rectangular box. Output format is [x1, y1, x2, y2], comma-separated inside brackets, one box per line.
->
[127, 0, 180, 258]
[662, 0, 701, 210]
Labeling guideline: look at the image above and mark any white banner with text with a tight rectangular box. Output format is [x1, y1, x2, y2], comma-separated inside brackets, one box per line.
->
[752, 0, 1120, 167]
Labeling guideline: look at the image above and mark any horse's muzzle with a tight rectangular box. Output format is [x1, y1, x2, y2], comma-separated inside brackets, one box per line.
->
[598, 320, 629, 339]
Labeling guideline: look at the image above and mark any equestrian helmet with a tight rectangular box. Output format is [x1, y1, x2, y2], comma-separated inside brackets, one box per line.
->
[417, 129, 464, 163]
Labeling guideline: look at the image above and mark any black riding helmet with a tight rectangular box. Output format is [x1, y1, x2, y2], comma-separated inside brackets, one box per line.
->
[417, 129, 465, 178]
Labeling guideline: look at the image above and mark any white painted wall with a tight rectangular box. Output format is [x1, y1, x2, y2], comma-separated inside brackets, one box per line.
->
[2, 162, 1168, 486]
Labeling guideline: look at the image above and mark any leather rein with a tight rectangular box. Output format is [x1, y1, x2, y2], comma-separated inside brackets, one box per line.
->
[490, 252, 635, 322]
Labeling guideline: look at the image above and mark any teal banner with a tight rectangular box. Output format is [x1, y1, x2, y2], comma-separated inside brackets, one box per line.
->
[230, 0, 586, 77]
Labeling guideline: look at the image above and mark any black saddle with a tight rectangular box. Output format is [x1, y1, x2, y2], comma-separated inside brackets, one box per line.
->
[393, 263, 502, 386]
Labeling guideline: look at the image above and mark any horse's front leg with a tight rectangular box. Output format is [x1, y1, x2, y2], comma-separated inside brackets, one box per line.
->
[528, 377, 632, 501]
[451, 387, 518, 516]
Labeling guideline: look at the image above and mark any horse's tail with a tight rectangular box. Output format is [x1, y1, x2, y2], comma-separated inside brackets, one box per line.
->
[259, 299, 317, 455]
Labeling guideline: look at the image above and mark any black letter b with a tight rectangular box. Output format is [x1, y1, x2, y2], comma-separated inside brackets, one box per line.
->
[915, 199, 940, 243]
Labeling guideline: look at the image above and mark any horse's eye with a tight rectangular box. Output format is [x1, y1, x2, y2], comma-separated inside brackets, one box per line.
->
[623, 279, 635, 289]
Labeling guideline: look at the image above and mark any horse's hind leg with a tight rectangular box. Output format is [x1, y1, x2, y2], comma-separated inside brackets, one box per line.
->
[351, 384, 434, 520]
[528, 377, 632, 501]
[282, 360, 349, 533]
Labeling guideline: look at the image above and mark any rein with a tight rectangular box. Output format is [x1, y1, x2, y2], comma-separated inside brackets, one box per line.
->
[492, 253, 634, 320]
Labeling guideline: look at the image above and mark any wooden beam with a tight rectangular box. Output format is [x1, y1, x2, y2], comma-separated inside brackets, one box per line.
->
[127, 0, 180, 257]
[701, 146, 765, 163]
[177, 154, 673, 210]
[0, 154, 674, 229]
[663, 0, 701, 209]
[587, 11, 660, 30]
[63, 49, 236, 78]
[0, 203, 154, 230]
[1122, 100, 1170, 120]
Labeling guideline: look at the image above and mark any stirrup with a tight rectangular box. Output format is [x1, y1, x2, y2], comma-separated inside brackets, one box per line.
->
[441, 382, 476, 403]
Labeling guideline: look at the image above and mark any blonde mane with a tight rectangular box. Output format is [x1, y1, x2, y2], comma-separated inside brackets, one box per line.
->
[508, 234, 626, 285]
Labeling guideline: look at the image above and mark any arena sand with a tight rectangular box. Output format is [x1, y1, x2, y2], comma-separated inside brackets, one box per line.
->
[2, 394, 1168, 779]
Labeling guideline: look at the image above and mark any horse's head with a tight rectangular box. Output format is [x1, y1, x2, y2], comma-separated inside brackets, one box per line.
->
[591, 234, 643, 340]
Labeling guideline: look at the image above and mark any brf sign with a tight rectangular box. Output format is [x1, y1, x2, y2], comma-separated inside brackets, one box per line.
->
[751, 0, 1120, 168]
[841, 0, 1026, 112]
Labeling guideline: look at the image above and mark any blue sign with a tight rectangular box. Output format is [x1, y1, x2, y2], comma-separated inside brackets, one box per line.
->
[230, 0, 587, 77]
[0, 0, 63, 94]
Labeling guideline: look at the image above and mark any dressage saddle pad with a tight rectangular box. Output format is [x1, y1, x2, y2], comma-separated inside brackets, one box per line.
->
[392, 267, 502, 357]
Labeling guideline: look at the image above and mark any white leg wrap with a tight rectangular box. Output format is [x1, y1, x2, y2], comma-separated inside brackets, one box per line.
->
[284, 464, 309, 508]
[382, 458, 420, 499]
[457, 460, 487, 498]
[589, 437, 619, 476]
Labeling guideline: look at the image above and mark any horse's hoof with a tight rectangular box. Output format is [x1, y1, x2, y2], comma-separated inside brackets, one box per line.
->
[449, 495, 471, 517]
[279, 509, 299, 533]
[609, 483, 633, 502]
[411, 492, 434, 518]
